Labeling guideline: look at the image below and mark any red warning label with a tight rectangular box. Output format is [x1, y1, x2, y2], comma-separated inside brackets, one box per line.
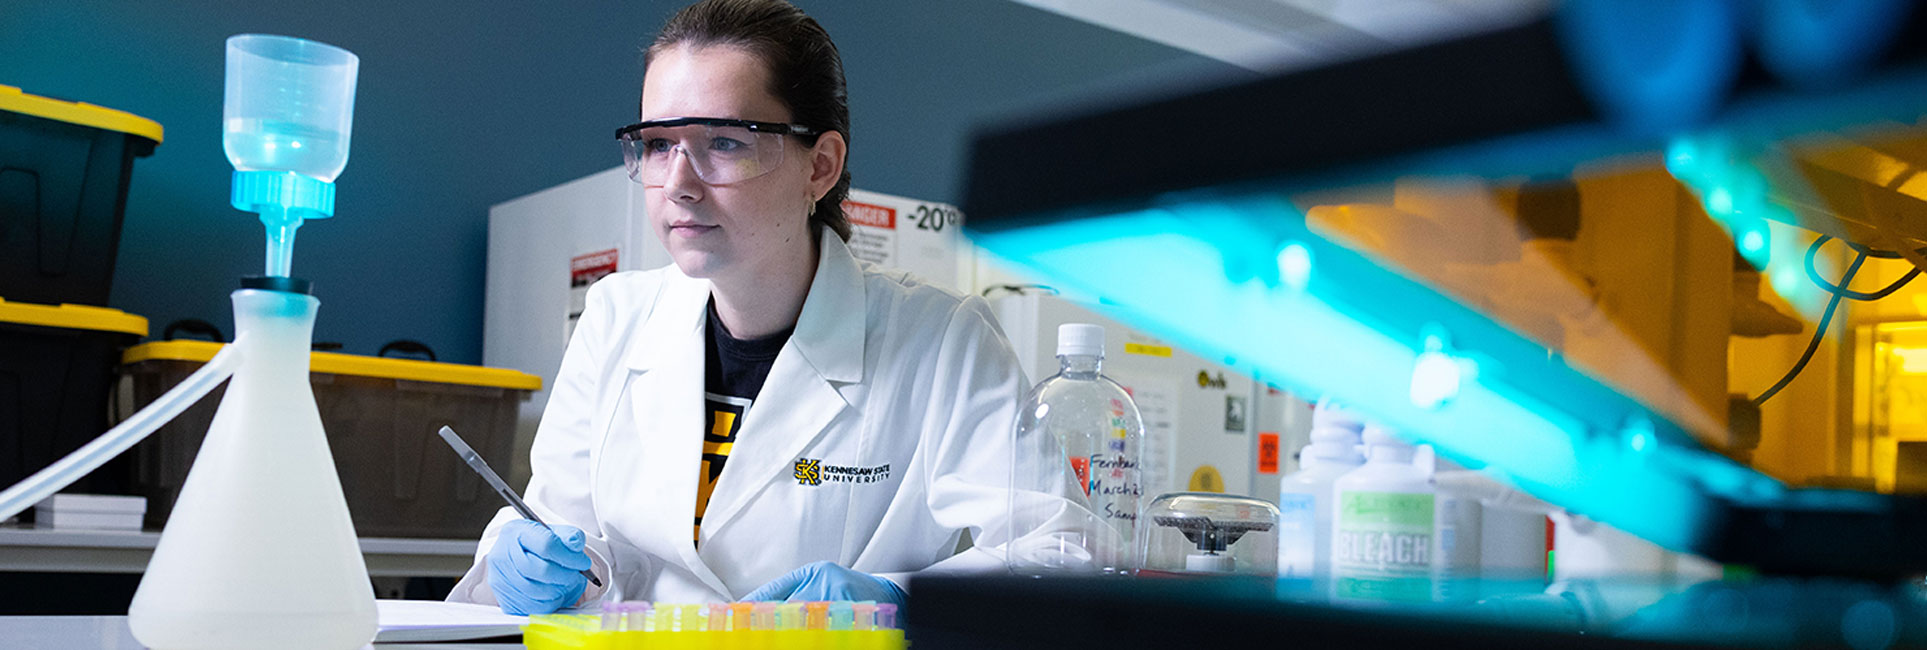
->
[1258, 432, 1281, 474]
[843, 200, 896, 230]
[571, 249, 619, 288]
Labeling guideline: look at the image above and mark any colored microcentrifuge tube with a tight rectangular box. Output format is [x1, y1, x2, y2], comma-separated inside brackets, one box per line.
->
[630, 602, 653, 632]
[876, 603, 898, 630]
[753, 602, 778, 631]
[851, 602, 877, 631]
[828, 602, 854, 631]
[806, 602, 829, 631]
[777, 603, 806, 631]
[707, 603, 729, 632]
[600, 601, 621, 631]
[683, 604, 707, 631]
[731, 602, 755, 631]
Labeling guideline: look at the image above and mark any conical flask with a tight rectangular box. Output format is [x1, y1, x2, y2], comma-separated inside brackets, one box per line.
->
[129, 286, 375, 650]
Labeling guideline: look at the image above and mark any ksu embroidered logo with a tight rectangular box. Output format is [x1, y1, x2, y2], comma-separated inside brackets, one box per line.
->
[793, 458, 892, 486]
[794, 458, 823, 486]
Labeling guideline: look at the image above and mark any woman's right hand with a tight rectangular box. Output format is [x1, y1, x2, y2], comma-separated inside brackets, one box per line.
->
[485, 519, 592, 615]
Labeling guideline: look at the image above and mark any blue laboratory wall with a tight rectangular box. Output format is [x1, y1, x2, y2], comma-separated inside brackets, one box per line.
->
[1, 1, 1241, 363]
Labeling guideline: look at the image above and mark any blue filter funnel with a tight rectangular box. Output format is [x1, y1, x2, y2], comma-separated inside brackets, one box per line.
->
[223, 34, 359, 277]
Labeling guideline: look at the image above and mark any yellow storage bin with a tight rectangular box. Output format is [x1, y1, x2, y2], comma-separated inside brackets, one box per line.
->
[0, 299, 148, 500]
[0, 84, 162, 306]
[121, 340, 540, 538]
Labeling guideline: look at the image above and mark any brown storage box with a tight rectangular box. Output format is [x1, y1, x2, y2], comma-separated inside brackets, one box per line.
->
[121, 341, 539, 538]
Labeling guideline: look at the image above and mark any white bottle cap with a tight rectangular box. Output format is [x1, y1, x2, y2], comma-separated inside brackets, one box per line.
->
[1309, 398, 1367, 443]
[1301, 438, 1364, 467]
[1301, 397, 1366, 467]
[1056, 323, 1105, 358]
[1363, 423, 1425, 467]
[1363, 423, 1412, 448]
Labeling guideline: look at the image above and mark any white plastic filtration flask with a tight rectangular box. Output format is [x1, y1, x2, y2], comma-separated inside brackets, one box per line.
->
[129, 286, 376, 649]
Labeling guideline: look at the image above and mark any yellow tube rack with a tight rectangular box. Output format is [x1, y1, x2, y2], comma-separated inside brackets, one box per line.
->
[523, 601, 907, 650]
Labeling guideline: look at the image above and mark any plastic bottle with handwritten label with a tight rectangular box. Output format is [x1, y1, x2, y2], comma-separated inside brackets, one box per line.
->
[1008, 323, 1146, 574]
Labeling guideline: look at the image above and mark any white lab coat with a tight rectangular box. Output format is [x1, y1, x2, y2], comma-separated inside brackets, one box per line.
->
[449, 229, 1057, 605]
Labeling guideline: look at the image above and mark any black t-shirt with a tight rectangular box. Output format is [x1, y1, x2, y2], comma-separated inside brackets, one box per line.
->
[695, 299, 792, 546]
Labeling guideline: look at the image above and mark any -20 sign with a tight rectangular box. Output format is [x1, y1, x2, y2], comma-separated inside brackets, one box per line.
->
[913, 205, 961, 233]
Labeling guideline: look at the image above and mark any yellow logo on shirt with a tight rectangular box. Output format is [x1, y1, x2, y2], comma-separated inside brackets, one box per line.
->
[794, 458, 823, 486]
[793, 457, 891, 486]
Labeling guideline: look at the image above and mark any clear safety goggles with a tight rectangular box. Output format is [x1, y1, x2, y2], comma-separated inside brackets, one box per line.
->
[616, 117, 819, 186]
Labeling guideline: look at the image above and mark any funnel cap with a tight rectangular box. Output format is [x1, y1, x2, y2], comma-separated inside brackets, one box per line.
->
[241, 275, 313, 295]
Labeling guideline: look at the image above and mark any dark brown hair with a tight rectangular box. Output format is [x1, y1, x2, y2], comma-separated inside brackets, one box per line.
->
[646, 0, 853, 243]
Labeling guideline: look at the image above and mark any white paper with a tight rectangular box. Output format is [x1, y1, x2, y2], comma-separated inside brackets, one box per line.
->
[374, 600, 527, 643]
[1111, 375, 1179, 497]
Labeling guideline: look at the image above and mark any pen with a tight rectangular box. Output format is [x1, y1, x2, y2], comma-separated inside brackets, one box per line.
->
[437, 426, 603, 588]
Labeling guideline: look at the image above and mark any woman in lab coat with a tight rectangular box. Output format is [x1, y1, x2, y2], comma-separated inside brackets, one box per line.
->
[448, 0, 1059, 614]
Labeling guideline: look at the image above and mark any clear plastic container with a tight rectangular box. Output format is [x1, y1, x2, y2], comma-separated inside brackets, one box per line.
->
[1138, 492, 1280, 576]
[223, 34, 358, 183]
[1007, 323, 1145, 574]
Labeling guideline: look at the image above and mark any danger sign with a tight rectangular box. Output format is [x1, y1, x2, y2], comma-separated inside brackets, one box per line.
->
[1258, 432, 1281, 474]
[843, 200, 895, 229]
[570, 249, 618, 287]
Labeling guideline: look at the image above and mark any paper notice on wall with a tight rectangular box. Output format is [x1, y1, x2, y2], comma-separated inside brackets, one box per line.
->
[1113, 375, 1178, 497]
[843, 199, 897, 267]
[567, 249, 618, 345]
[836, 189, 968, 294]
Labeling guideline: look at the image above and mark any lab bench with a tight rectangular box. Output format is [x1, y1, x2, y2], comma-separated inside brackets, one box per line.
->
[0, 525, 478, 577]
[0, 616, 520, 649]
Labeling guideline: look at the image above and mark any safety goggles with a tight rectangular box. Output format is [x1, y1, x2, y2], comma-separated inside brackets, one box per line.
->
[616, 117, 819, 186]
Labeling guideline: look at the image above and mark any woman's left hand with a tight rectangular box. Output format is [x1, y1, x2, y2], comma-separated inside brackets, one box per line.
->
[740, 560, 906, 607]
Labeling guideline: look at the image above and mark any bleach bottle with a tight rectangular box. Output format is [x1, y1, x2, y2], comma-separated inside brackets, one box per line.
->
[1275, 398, 1365, 580]
[1331, 423, 1436, 604]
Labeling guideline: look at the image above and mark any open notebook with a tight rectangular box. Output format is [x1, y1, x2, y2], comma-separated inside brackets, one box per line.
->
[376, 599, 529, 642]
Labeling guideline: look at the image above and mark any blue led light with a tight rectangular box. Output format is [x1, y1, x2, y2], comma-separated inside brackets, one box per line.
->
[1664, 133, 1789, 275]
[1770, 266, 1803, 298]
[1755, 0, 1914, 91]
[1628, 420, 1654, 454]
[1665, 138, 1699, 177]
[969, 191, 1737, 555]
[1555, 0, 1743, 134]
[1708, 187, 1736, 216]
[1411, 332, 1462, 410]
[1278, 242, 1312, 292]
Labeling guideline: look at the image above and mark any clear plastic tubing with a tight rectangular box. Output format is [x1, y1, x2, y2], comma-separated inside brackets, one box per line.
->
[0, 339, 244, 521]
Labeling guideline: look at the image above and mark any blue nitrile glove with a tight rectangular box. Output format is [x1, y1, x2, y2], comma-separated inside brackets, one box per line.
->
[485, 519, 592, 615]
[741, 561, 907, 607]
